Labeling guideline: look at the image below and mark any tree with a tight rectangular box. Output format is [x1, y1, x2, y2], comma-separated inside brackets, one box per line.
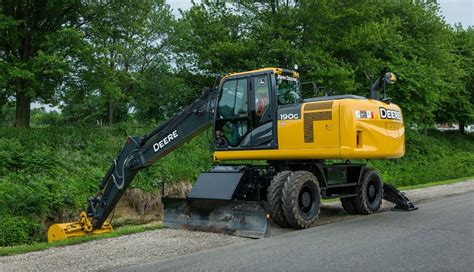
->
[435, 26, 474, 132]
[171, 2, 259, 75]
[173, 0, 470, 129]
[131, 64, 194, 122]
[61, 0, 174, 126]
[0, 0, 82, 127]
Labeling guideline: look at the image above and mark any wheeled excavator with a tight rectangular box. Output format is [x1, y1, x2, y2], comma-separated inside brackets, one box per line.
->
[48, 67, 417, 242]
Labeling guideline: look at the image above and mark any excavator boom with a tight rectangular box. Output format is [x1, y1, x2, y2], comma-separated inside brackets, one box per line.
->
[48, 89, 216, 242]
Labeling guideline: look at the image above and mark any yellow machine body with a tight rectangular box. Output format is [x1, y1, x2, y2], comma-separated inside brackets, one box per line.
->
[47, 212, 113, 242]
[214, 98, 404, 161]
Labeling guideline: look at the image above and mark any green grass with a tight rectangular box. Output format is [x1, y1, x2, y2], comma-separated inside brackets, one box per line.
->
[370, 129, 474, 187]
[0, 126, 211, 246]
[0, 222, 162, 257]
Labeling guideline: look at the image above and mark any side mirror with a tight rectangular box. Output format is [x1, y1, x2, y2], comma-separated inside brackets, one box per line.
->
[384, 72, 397, 84]
[370, 71, 397, 101]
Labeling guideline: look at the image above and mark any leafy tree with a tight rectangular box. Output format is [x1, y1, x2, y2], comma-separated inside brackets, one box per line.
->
[0, 0, 471, 130]
[60, 0, 174, 126]
[0, 0, 82, 127]
[131, 64, 195, 122]
[174, 0, 468, 128]
[435, 26, 474, 132]
[171, 2, 259, 75]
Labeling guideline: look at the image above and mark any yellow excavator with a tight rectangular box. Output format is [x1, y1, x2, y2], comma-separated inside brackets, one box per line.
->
[48, 67, 416, 242]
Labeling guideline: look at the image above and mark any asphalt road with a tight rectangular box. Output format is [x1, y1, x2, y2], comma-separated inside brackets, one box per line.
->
[117, 192, 474, 272]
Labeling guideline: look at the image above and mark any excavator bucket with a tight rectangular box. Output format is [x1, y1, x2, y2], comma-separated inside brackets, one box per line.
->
[163, 198, 269, 239]
[47, 212, 113, 242]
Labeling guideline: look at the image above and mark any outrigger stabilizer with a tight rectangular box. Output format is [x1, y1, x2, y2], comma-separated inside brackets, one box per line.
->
[383, 184, 418, 211]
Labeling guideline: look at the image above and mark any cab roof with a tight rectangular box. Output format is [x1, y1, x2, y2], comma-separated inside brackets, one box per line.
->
[221, 67, 299, 81]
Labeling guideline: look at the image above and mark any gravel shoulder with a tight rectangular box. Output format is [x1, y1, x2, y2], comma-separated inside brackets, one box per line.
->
[1, 179, 473, 272]
[0, 230, 248, 272]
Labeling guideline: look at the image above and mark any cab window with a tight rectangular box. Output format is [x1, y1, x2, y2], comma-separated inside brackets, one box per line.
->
[254, 76, 270, 118]
[218, 79, 248, 118]
[216, 79, 249, 147]
[276, 75, 301, 105]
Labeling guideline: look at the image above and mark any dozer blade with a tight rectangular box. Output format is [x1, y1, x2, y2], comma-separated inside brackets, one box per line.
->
[47, 212, 113, 242]
[163, 198, 269, 239]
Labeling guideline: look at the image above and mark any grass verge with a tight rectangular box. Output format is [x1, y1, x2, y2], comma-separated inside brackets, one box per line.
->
[0, 222, 161, 257]
[398, 176, 473, 190]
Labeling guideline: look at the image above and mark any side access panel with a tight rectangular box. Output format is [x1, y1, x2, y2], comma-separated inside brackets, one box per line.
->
[322, 164, 364, 198]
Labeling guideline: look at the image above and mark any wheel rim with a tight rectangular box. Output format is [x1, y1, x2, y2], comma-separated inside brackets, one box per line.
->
[367, 179, 379, 204]
[298, 182, 317, 220]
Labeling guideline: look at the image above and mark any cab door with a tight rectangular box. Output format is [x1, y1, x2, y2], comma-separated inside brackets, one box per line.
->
[214, 73, 277, 150]
[247, 74, 276, 148]
[214, 78, 250, 148]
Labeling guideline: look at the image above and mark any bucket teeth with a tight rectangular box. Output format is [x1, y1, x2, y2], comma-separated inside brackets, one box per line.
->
[163, 198, 269, 239]
[47, 212, 113, 242]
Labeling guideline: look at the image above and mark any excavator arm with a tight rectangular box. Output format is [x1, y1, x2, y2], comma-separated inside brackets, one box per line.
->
[48, 89, 217, 242]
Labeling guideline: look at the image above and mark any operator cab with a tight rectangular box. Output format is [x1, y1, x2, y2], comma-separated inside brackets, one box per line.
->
[214, 68, 301, 150]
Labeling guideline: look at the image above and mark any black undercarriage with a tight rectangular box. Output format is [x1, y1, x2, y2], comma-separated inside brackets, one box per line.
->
[162, 161, 417, 238]
[191, 161, 367, 203]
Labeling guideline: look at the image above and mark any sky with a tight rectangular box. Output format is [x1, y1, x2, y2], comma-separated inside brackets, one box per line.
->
[438, 0, 473, 27]
[167, 0, 473, 27]
[34, 0, 473, 112]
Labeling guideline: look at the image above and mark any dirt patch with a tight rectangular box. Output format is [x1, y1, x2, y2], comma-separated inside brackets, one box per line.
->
[113, 182, 192, 226]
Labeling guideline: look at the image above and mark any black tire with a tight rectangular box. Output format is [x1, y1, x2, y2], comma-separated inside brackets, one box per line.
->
[267, 171, 293, 227]
[282, 171, 321, 228]
[340, 197, 358, 215]
[353, 168, 383, 214]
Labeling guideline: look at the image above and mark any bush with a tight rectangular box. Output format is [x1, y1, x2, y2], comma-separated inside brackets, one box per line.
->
[0, 214, 41, 246]
[0, 125, 212, 246]
[31, 109, 64, 126]
[371, 129, 474, 186]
